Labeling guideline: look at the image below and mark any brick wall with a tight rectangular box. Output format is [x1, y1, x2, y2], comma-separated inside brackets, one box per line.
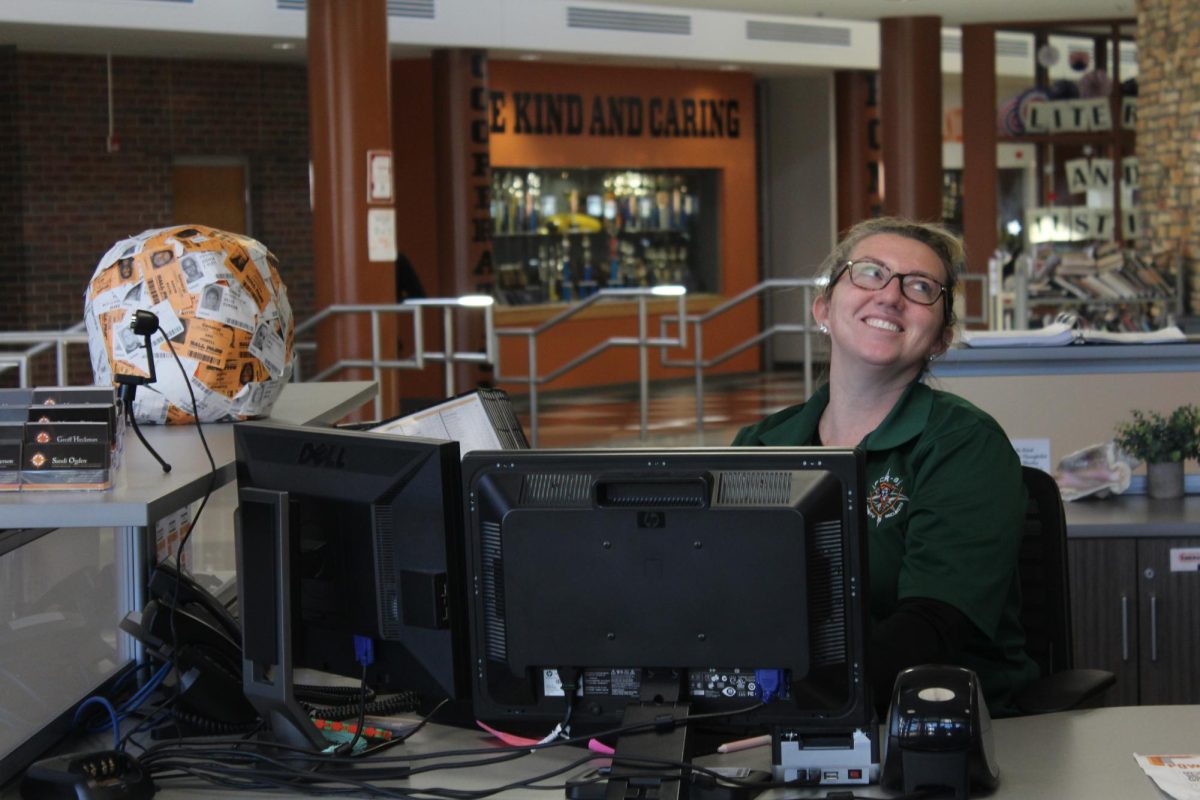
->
[1, 53, 314, 341]
[1137, 0, 1199, 317]
[0, 47, 26, 333]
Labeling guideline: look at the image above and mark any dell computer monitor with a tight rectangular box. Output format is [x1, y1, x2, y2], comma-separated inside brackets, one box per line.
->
[233, 420, 468, 750]
[462, 447, 875, 793]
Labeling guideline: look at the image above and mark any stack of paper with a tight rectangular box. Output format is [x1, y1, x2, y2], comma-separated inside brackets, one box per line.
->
[958, 322, 1077, 347]
[960, 324, 1187, 348]
[369, 389, 529, 454]
[1076, 327, 1187, 344]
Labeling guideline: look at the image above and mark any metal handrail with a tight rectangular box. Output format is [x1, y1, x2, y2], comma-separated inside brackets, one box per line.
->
[492, 287, 687, 446]
[0, 324, 91, 387]
[292, 300, 496, 419]
[657, 278, 822, 434]
[0, 302, 494, 421]
[3, 274, 991, 440]
[658, 272, 995, 435]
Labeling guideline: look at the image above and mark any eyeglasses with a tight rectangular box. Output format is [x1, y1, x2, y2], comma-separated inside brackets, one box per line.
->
[833, 259, 947, 307]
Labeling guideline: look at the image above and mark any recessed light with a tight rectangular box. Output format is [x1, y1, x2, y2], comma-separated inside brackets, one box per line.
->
[718, 64, 741, 72]
[518, 53, 541, 62]
[272, 42, 297, 51]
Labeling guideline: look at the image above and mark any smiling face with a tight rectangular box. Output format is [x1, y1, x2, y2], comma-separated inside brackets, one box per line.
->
[813, 232, 952, 384]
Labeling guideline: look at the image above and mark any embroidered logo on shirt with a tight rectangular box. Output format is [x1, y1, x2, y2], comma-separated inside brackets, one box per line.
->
[867, 469, 909, 525]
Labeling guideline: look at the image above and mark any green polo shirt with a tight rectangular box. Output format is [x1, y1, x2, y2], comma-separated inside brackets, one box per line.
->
[733, 381, 1039, 716]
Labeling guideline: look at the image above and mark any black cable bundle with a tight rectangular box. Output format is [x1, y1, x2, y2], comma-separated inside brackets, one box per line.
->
[302, 691, 420, 723]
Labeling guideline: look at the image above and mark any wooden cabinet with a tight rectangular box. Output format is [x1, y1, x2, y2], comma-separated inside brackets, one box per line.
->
[1068, 537, 1200, 706]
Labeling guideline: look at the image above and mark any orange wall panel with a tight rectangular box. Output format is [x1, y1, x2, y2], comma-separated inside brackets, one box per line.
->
[488, 61, 760, 391]
[392, 57, 762, 395]
[488, 62, 757, 291]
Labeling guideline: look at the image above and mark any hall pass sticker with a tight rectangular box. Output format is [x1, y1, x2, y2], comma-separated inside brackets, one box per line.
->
[1169, 548, 1200, 572]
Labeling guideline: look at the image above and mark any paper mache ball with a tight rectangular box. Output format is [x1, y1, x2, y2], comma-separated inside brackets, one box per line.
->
[84, 225, 294, 424]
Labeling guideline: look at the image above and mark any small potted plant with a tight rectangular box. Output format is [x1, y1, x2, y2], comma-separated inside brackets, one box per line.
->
[1114, 405, 1200, 499]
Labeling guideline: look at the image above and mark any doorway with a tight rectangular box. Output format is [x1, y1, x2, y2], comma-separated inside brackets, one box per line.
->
[171, 158, 250, 234]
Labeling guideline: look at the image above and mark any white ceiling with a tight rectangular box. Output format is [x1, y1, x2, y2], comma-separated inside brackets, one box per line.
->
[0, 0, 1137, 71]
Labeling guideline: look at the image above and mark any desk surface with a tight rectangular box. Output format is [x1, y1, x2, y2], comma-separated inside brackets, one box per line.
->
[0, 381, 375, 529]
[933, 342, 1200, 376]
[1064, 494, 1200, 538]
[114, 705, 1197, 799]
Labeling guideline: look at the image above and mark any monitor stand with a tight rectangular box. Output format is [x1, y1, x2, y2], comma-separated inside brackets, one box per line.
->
[236, 486, 328, 753]
[601, 671, 692, 800]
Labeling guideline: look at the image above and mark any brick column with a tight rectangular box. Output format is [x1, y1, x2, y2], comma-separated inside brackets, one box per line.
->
[879, 17, 943, 221]
[433, 49, 493, 392]
[307, 0, 399, 407]
[1137, 1, 1200, 317]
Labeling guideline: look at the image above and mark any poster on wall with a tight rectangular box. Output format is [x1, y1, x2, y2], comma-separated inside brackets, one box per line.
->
[367, 208, 397, 262]
[367, 150, 393, 203]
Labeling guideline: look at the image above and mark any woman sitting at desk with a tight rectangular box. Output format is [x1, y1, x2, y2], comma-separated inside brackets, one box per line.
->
[733, 217, 1038, 716]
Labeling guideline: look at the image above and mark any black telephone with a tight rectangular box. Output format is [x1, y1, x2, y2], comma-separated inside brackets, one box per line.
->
[147, 562, 240, 643]
[120, 563, 257, 725]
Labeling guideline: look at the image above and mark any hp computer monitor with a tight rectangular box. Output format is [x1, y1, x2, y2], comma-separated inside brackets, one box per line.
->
[234, 420, 468, 750]
[462, 447, 875, 793]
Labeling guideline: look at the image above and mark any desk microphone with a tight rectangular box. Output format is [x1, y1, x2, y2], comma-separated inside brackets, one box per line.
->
[116, 309, 172, 473]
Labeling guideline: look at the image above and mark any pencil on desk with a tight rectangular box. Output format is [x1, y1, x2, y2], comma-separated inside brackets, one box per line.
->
[716, 733, 771, 754]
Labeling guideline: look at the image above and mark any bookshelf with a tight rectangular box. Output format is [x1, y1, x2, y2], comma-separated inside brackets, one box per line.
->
[961, 19, 1180, 331]
[1016, 241, 1182, 331]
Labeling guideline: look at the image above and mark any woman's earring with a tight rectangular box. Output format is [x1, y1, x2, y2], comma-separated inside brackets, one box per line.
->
[818, 324, 829, 335]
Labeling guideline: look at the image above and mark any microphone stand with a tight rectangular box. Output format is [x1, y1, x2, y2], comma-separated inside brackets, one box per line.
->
[116, 310, 172, 473]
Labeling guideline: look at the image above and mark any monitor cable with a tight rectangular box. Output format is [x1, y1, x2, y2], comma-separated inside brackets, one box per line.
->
[335, 637, 374, 756]
[544, 668, 581, 744]
[161, 327, 219, 739]
[119, 308, 221, 748]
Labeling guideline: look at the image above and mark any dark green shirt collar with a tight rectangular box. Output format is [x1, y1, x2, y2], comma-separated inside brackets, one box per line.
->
[756, 380, 933, 451]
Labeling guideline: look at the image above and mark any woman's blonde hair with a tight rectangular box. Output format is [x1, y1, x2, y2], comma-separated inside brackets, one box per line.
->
[816, 217, 965, 331]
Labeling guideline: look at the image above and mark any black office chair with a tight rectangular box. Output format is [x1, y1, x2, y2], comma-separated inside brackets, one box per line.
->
[1011, 466, 1115, 714]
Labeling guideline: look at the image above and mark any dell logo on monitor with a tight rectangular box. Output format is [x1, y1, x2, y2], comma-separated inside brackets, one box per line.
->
[297, 442, 347, 469]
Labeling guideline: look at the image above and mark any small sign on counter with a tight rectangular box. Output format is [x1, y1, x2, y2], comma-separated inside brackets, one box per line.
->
[1010, 438, 1052, 474]
[1169, 548, 1200, 573]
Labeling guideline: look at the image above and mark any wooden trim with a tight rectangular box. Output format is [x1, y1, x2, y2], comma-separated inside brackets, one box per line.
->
[998, 132, 1136, 146]
[987, 17, 1135, 33]
[962, 23, 997, 285]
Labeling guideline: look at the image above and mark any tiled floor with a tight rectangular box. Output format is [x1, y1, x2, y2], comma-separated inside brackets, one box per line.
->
[509, 370, 815, 449]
